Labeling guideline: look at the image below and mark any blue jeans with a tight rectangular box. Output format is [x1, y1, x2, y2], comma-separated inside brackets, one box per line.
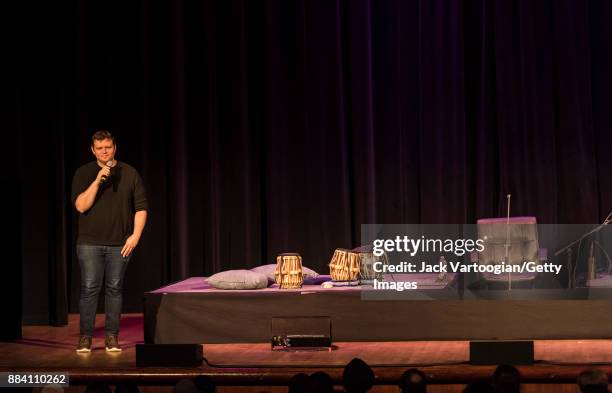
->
[77, 245, 130, 337]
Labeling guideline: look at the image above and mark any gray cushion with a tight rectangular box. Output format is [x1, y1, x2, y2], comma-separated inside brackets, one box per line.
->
[250, 264, 319, 284]
[207, 269, 268, 290]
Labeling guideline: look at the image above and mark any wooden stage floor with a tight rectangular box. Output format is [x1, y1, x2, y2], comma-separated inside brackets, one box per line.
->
[1, 314, 612, 389]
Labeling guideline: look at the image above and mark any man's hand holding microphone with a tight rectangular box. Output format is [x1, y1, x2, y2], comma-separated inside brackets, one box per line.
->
[96, 160, 113, 185]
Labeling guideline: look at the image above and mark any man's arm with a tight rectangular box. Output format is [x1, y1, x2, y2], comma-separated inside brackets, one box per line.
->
[132, 210, 147, 239]
[74, 166, 110, 213]
[75, 181, 100, 213]
[121, 210, 147, 257]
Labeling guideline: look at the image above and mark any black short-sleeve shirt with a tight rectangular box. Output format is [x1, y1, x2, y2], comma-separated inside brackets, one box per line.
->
[71, 161, 148, 246]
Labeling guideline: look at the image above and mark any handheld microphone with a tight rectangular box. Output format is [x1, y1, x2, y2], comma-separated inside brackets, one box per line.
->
[100, 160, 113, 184]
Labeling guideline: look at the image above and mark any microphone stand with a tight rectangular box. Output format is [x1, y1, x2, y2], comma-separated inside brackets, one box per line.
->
[554, 212, 611, 288]
[593, 240, 612, 275]
[505, 194, 512, 290]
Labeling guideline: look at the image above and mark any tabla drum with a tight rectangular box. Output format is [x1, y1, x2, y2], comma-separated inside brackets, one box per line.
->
[358, 251, 386, 284]
[328, 248, 360, 283]
[275, 253, 304, 289]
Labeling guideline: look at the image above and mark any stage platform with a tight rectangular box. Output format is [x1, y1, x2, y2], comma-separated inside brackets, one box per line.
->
[144, 277, 612, 344]
[1, 314, 612, 392]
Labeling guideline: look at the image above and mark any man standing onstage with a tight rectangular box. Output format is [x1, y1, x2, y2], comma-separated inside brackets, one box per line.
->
[71, 130, 148, 353]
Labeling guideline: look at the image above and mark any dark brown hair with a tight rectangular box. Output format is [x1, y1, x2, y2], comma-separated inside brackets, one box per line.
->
[91, 130, 115, 146]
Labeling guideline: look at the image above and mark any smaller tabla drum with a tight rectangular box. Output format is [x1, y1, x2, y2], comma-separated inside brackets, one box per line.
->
[328, 248, 360, 283]
[275, 253, 304, 289]
[358, 251, 386, 285]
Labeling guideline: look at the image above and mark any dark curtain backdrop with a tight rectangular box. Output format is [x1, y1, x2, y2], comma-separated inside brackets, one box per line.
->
[8, 0, 612, 325]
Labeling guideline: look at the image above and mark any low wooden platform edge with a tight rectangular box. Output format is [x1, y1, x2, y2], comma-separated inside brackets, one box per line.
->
[2, 364, 611, 385]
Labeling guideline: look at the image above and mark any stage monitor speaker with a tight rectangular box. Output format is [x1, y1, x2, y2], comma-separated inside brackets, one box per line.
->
[469, 341, 534, 365]
[136, 344, 203, 367]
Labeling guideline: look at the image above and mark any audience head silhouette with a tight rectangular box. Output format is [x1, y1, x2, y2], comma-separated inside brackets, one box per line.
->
[194, 375, 216, 393]
[310, 371, 334, 393]
[578, 369, 610, 393]
[399, 368, 428, 393]
[173, 379, 198, 393]
[492, 365, 520, 393]
[343, 358, 375, 393]
[288, 373, 311, 393]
